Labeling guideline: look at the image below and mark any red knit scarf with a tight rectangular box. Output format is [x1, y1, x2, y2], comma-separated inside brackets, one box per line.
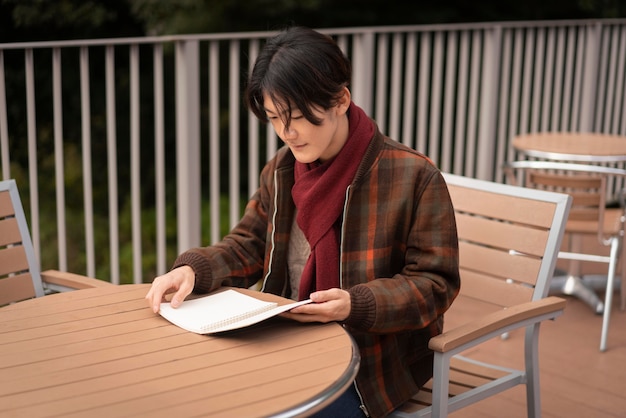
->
[292, 102, 375, 300]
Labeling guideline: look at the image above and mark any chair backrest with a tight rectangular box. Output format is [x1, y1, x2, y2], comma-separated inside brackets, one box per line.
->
[0, 179, 45, 305]
[442, 172, 571, 310]
[524, 170, 605, 221]
[504, 160, 626, 242]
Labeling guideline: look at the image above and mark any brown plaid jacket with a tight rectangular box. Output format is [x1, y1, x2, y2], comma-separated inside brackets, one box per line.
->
[174, 127, 460, 417]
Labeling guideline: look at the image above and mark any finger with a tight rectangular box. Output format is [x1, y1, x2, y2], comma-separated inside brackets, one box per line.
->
[146, 278, 169, 313]
[280, 311, 326, 323]
[309, 288, 341, 303]
[149, 288, 165, 313]
[145, 285, 159, 313]
[170, 286, 191, 308]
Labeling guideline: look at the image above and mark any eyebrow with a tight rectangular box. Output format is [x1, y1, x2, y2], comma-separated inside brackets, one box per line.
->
[263, 107, 299, 119]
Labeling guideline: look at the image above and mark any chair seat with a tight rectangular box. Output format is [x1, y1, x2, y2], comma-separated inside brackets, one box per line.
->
[394, 356, 514, 415]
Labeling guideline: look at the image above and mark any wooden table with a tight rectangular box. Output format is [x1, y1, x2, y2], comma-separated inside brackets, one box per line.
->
[511, 132, 626, 313]
[512, 132, 626, 162]
[0, 284, 360, 418]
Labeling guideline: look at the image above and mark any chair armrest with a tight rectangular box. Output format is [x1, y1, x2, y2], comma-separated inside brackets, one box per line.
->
[429, 296, 566, 353]
[41, 269, 113, 290]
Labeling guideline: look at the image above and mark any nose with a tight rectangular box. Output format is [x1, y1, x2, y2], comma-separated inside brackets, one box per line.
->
[281, 123, 297, 140]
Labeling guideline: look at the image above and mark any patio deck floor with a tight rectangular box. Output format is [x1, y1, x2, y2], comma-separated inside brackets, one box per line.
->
[448, 286, 626, 417]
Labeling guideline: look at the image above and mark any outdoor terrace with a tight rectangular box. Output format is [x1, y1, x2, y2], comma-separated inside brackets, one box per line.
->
[1, 19, 626, 416]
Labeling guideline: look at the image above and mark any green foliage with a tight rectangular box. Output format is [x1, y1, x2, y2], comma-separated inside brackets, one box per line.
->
[126, 0, 626, 35]
[8, 0, 115, 28]
[0, 0, 143, 42]
[2, 0, 625, 43]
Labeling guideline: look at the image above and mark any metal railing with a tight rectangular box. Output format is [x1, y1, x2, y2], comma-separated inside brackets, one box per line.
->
[1, 19, 625, 283]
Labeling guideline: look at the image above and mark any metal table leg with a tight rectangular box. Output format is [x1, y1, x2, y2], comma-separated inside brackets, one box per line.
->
[549, 274, 622, 315]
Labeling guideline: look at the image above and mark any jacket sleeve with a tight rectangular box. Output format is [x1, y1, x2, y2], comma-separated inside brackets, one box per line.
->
[171, 159, 276, 293]
[344, 167, 461, 333]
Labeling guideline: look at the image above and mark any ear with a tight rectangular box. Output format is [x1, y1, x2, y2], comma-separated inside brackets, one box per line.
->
[335, 86, 351, 115]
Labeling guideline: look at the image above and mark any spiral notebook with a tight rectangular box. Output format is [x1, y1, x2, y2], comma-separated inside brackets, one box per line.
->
[159, 289, 312, 334]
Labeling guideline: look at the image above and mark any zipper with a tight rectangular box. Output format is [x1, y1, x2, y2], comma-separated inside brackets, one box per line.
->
[353, 380, 370, 417]
[260, 170, 280, 292]
[339, 185, 351, 289]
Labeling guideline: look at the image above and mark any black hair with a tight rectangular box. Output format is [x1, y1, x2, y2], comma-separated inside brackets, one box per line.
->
[245, 26, 352, 128]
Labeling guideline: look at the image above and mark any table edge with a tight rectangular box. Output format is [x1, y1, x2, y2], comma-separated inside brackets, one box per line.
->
[517, 148, 626, 162]
[271, 331, 361, 418]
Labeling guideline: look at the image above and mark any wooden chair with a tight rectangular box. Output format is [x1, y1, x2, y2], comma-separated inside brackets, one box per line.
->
[504, 160, 626, 352]
[0, 179, 112, 306]
[390, 172, 571, 418]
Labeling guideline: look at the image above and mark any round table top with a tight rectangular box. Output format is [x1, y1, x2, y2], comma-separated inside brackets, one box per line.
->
[512, 132, 626, 162]
[0, 284, 360, 418]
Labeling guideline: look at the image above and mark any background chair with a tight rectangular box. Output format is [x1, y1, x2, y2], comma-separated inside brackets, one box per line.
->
[0, 179, 112, 306]
[390, 172, 571, 418]
[504, 160, 626, 352]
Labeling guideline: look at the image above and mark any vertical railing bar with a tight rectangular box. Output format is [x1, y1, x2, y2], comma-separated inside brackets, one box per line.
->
[464, 30, 481, 177]
[507, 29, 524, 161]
[209, 41, 220, 244]
[614, 27, 626, 192]
[551, 27, 566, 131]
[105, 45, 119, 284]
[617, 27, 626, 135]
[79, 46, 95, 278]
[388, 33, 403, 141]
[530, 28, 545, 133]
[175, 40, 201, 252]
[351, 33, 374, 116]
[416, 32, 430, 151]
[374, 34, 389, 133]
[571, 27, 586, 132]
[259, 34, 276, 157]
[228, 40, 240, 230]
[453, 30, 470, 174]
[52, 48, 67, 272]
[25, 48, 40, 262]
[611, 26, 626, 189]
[401, 32, 417, 148]
[440, 31, 458, 173]
[130, 44, 142, 284]
[428, 31, 444, 163]
[153, 43, 166, 277]
[336, 35, 348, 57]
[595, 25, 610, 131]
[611, 27, 626, 135]
[476, 26, 502, 180]
[561, 27, 576, 131]
[603, 27, 619, 132]
[0, 51, 9, 180]
[247, 40, 260, 197]
[519, 29, 535, 134]
[496, 29, 513, 180]
[579, 22, 602, 132]
[541, 28, 555, 132]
